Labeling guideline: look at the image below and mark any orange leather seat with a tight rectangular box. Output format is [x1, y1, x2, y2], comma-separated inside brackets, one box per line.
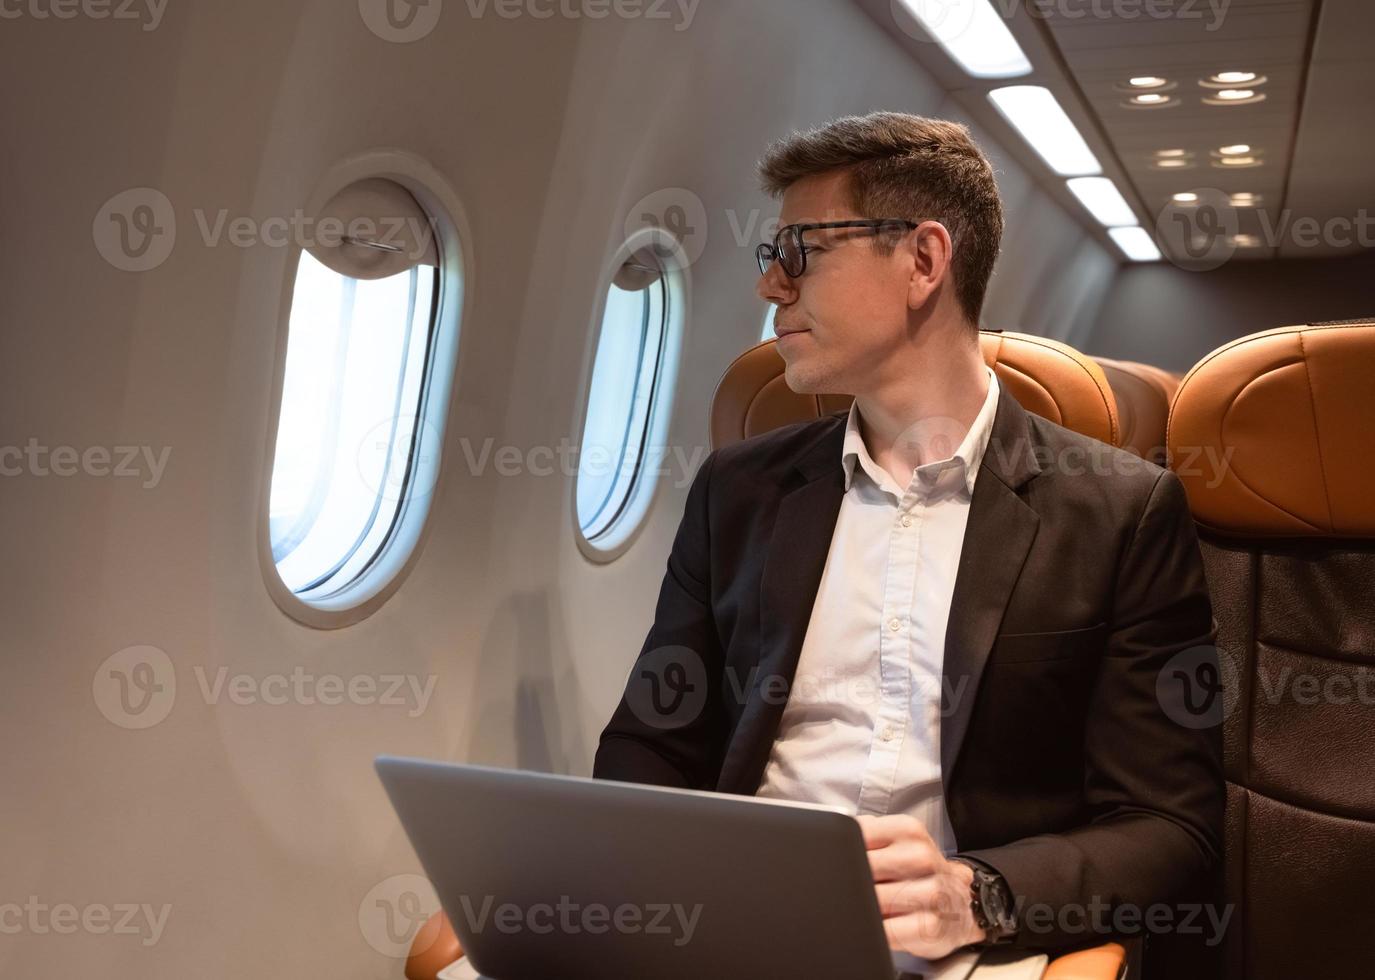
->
[1167, 318, 1375, 979]
[1094, 357, 1180, 465]
[712, 330, 1119, 450]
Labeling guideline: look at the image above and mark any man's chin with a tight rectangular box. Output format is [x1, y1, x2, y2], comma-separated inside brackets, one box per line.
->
[781, 359, 829, 395]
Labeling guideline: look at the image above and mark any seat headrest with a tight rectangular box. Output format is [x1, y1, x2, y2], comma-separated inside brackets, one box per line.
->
[710, 330, 1119, 450]
[1167, 319, 1375, 537]
[1094, 357, 1181, 464]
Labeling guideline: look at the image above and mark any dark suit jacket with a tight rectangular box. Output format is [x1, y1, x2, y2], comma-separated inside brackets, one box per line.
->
[593, 387, 1223, 951]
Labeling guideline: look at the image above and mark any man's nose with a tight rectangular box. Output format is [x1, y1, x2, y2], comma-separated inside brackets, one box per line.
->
[755, 262, 797, 306]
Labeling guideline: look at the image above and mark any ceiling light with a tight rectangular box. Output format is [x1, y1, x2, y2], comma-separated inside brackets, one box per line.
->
[1172, 192, 1199, 203]
[893, 0, 1032, 78]
[1154, 159, 1190, 169]
[1229, 192, 1262, 206]
[1213, 155, 1263, 169]
[1230, 234, 1262, 248]
[1108, 227, 1162, 262]
[988, 86, 1102, 176]
[1202, 89, 1267, 107]
[1219, 143, 1251, 154]
[1130, 76, 1168, 88]
[1124, 93, 1179, 109]
[1155, 148, 1189, 157]
[1200, 72, 1268, 90]
[1066, 177, 1137, 227]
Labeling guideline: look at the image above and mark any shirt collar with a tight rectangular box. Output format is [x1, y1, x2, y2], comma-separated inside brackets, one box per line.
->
[841, 366, 1001, 498]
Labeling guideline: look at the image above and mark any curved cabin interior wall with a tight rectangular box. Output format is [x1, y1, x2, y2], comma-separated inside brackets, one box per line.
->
[3, 1, 1156, 977]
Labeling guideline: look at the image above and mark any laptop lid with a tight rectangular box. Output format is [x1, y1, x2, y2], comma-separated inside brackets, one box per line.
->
[376, 756, 897, 980]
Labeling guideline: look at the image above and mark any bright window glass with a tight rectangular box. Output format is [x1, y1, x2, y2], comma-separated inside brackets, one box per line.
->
[269, 250, 438, 598]
[576, 254, 671, 547]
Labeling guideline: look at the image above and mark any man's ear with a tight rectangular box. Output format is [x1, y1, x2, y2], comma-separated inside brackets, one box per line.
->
[905, 221, 954, 312]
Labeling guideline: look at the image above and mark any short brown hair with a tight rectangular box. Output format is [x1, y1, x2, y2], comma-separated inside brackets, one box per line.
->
[758, 111, 1003, 325]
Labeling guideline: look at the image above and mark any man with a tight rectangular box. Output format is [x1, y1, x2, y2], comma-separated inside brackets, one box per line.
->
[594, 112, 1222, 968]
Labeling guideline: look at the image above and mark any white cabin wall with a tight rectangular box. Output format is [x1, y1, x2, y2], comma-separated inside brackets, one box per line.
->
[0, 1, 1115, 977]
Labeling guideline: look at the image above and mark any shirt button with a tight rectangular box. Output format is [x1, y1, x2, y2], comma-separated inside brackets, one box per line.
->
[879, 725, 896, 742]
[888, 617, 902, 632]
[900, 514, 913, 527]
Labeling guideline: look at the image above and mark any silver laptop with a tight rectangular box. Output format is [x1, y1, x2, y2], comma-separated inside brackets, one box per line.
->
[375, 756, 910, 980]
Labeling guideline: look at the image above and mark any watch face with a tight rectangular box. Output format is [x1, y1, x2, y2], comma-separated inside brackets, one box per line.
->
[982, 880, 1009, 923]
[976, 872, 1015, 934]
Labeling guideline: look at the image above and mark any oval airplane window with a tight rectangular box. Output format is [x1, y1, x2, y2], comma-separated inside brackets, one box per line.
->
[263, 161, 466, 626]
[574, 229, 687, 561]
[761, 303, 777, 343]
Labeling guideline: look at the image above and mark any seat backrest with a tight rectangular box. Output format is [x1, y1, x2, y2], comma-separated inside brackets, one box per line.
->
[1167, 318, 1375, 980]
[711, 330, 1119, 449]
[1094, 356, 1180, 465]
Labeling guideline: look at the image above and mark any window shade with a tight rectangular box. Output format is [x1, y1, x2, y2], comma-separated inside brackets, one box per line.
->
[306, 177, 439, 281]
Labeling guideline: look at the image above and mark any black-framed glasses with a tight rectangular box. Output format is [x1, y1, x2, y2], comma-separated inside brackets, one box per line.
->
[755, 219, 920, 278]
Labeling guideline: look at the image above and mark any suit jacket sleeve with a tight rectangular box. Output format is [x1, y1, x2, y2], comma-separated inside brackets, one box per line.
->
[959, 468, 1224, 949]
[592, 450, 727, 790]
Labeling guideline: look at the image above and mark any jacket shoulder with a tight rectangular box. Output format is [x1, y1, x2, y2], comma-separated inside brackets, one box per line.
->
[1019, 411, 1180, 532]
[711, 414, 845, 479]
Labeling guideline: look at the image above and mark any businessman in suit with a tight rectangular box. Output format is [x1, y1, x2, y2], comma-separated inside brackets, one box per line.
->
[594, 113, 1222, 966]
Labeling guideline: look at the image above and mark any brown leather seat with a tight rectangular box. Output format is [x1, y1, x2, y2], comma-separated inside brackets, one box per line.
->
[1167, 318, 1375, 980]
[1094, 357, 1180, 465]
[711, 330, 1120, 450]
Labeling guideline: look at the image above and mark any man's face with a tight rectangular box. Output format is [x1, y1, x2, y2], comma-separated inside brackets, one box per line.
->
[755, 171, 921, 396]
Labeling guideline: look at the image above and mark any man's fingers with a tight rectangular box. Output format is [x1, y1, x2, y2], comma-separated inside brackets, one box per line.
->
[866, 839, 941, 882]
[882, 912, 949, 959]
[875, 878, 940, 917]
[856, 813, 934, 849]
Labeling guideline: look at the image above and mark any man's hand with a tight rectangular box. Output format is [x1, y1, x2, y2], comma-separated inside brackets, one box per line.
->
[857, 814, 986, 959]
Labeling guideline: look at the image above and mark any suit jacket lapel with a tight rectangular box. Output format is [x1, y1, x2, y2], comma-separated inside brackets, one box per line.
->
[941, 389, 1042, 790]
[716, 419, 846, 795]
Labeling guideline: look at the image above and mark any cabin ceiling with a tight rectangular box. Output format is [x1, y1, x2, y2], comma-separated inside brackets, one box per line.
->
[855, 0, 1372, 264]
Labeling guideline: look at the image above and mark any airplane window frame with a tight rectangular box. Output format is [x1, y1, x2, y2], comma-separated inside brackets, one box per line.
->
[258, 151, 471, 629]
[572, 226, 689, 564]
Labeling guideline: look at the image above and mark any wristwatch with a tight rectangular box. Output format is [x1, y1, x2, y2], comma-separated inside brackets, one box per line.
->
[951, 858, 1018, 945]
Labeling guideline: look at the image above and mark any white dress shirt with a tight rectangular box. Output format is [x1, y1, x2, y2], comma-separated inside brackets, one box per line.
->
[754, 368, 1001, 856]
